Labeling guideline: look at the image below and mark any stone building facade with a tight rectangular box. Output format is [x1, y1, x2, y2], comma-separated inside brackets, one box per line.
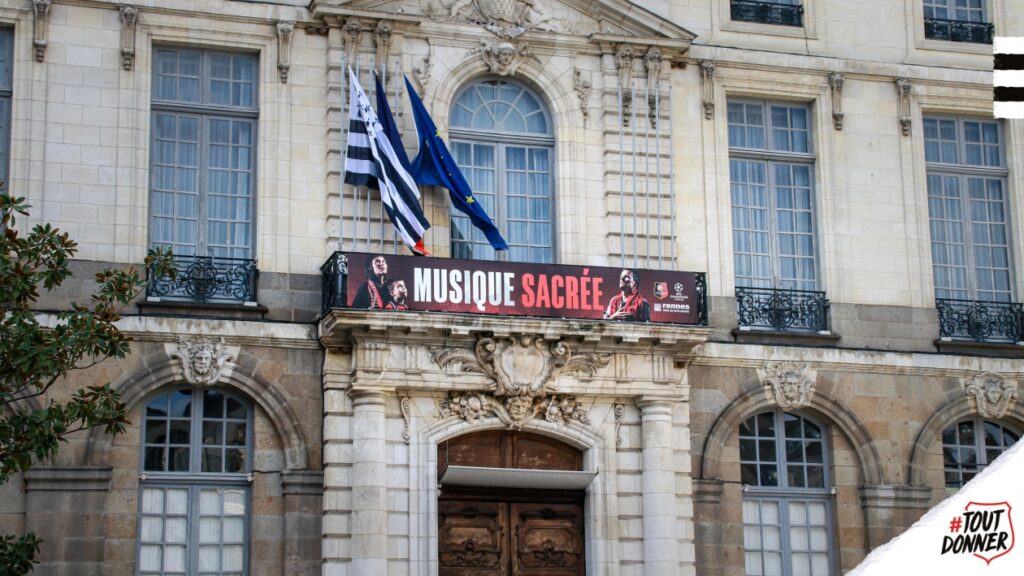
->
[0, 0, 1021, 576]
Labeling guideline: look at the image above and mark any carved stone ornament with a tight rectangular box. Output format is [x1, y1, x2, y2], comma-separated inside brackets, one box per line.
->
[119, 6, 138, 71]
[573, 69, 591, 125]
[895, 77, 912, 136]
[277, 21, 294, 84]
[699, 60, 715, 121]
[343, 17, 363, 75]
[643, 46, 662, 128]
[374, 20, 393, 79]
[169, 336, 235, 387]
[426, 0, 565, 38]
[433, 335, 609, 429]
[615, 45, 634, 126]
[400, 395, 413, 443]
[613, 404, 625, 448]
[828, 72, 844, 130]
[759, 362, 817, 410]
[475, 39, 537, 76]
[964, 372, 1019, 419]
[32, 0, 51, 63]
[413, 40, 433, 92]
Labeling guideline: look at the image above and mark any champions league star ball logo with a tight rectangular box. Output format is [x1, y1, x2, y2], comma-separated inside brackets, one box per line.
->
[941, 501, 1015, 565]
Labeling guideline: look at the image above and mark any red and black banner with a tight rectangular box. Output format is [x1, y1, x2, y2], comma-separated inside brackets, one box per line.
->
[343, 252, 705, 325]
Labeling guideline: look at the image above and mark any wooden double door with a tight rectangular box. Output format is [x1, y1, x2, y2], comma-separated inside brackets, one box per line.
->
[438, 495, 585, 576]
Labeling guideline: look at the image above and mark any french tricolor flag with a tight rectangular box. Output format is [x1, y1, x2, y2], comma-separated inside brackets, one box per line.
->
[994, 37, 1024, 119]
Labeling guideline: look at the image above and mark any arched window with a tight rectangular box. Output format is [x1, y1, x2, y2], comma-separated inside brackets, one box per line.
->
[739, 410, 834, 576]
[450, 79, 554, 263]
[138, 388, 253, 575]
[942, 418, 1018, 488]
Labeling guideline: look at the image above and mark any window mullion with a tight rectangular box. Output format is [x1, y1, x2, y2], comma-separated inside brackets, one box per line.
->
[497, 142, 507, 262]
[191, 390, 203, 473]
[960, 174, 978, 300]
[199, 117, 210, 256]
[767, 161, 781, 287]
[189, 484, 201, 575]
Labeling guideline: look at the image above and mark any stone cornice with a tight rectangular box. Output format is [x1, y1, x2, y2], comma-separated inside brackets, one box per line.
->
[320, 309, 709, 355]
[31, 313, 320, 350]
[692, 342, 1024, 378]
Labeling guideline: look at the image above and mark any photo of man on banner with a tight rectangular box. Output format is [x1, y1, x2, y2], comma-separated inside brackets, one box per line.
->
[604, 269, 651, 322]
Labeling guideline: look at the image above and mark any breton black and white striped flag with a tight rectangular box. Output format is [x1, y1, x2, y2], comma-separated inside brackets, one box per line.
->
[344, 68, 431, 254]
[995, 37, 1024, 119]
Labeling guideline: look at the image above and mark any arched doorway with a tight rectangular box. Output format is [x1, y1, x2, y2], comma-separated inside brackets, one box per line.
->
[437, 430, 586, 575]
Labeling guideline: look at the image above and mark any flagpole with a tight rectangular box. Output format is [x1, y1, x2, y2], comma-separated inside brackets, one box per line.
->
[630, 81, 638, 270]
[644, 78, 651, 269]
[655, 82, 663, 265]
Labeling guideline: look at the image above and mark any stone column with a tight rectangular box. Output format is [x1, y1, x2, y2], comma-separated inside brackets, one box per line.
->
[350, 389, 389, 573]
[638, 397, 679, 576]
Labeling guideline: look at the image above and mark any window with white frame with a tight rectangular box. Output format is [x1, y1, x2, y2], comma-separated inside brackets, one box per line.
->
[942, 418, 1018, 488]
[449, 79, 554, 263]
[728, 100, 817, 291]
[139, 388, 252, 576]
[0, 28, 12, 187]
[924, 0, 985, 23]
[924, 116, 1013, 303]
[740, 410, 834, 576]
[150, 48, 258, 260]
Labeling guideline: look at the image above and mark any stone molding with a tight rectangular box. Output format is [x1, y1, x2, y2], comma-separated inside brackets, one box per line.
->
[963, 372, 1018, 419]
[859, 485, 932, 510]
[24, 467, 112, 491]
[281, 470, 325, 496]
[699, 59, 715, 120]
[828, 72, 844, 130]
[277, 21, 294, 83]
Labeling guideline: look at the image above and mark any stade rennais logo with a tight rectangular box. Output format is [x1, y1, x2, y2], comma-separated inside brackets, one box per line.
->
[941, 501, 1014, 565]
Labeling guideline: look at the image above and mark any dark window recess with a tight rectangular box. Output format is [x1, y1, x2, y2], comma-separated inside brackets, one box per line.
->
[924, 18, 993, 44]
[736, 287, 830, 332]
[936, 298, 1023, 343]
[731, 0, 804, 27]
[147, 254, 258, 304]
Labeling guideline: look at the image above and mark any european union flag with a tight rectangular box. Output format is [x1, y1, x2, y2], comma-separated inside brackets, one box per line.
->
[404, 76, 509, 251]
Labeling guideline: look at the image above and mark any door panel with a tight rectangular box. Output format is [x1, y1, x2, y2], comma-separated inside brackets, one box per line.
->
[439, 500, 508, 576]
[511, 503, 584, 576]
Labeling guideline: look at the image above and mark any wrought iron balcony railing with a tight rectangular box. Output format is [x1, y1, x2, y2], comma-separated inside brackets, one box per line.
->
[924, 17, 993, 44]
[147, 255, 258, 304]
[731, 0, 804, 27]
[936, 298, 1023, 343]
[736, 287, 830, 332]
[321, 252, 349, 313]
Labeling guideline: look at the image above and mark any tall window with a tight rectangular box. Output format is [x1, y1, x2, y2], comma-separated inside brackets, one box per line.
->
[924, 116, 1012, 302]
[449, 79, 554, 263]
[139, 388, 253, 575]
[0, 28, 13, 186]
[150, 48, 257, 260]
[740, 410, 833, 576]
[728, 100, 817, 290]
[942, 418, 1018, 488]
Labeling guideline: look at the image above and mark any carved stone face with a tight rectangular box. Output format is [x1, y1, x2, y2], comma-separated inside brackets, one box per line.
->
[497, 44, 516, 66]
[984, 379, 1004, 405]
[193, 345, 215, 375]
[506, 396, 533, 422]
[780, 373, 803, 403]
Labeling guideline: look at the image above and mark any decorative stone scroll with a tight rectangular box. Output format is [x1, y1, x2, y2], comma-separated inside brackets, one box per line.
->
[32, 0, 51, 63]
[759, 362, 816, 410]
[828, 72, 844, 130]
[964, 372, 1018, 419]
[119, 6, 138, 71]
[699, 60, 715, 120]
[400, 395, 413, 443]
[169, 336, 235, 386]
[277, 22, 294, 83]
[433, 335, 609, 429]
[895, 77, 912, 136]
[613, 404, 625, 448]
[343, 17, 363, 74]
